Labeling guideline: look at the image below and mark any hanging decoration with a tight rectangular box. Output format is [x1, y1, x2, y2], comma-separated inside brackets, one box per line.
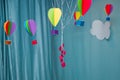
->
[74, 11, 81, 20]
[74, 11, 82, 26]
[4, 20, 16, 45]
[49, 0, 77, 68]
[105, 4, 113, 21]
[48, 8, 62, 35]
[59, 43, 66, 68]
[74, 0, 92, 26]
[90, 4, 113, 40]
[90, 20, 110, 40]
[24, 19, 37, 45]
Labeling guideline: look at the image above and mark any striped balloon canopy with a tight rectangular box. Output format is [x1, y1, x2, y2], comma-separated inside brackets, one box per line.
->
[4, 20, 16, 36]
[105, 4, 113, 16]
[78, 0, 92, 16]
[48, 8, 62, 27]
[24, 19, 37, 36]
[74, 11, 81, 20]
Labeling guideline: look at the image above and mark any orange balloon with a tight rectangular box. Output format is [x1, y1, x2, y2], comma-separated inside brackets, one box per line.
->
[4, 20, 11, 35]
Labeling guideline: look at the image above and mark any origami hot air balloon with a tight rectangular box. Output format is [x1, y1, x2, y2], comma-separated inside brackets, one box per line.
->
[78, 0, 92, 16]
[48, 8, 62, 35]
[4, 20, 16, 45]
[74, 11, 81, 21]
[76, 0, 92, 26]
[24, 19, 37, 45]
[105, 4, 113, 21]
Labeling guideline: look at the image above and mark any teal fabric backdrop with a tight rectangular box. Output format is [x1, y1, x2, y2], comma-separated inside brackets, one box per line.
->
[0, 0, 52, 80]
[0, 0, 120, 80]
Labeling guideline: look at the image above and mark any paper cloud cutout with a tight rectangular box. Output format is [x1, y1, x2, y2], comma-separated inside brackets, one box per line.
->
[90, 20, 111, 40]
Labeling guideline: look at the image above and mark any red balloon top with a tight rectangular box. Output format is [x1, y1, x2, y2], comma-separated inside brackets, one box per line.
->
[105, 4, 113, 16]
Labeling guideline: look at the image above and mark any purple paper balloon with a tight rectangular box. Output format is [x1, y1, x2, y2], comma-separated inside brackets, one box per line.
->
[28, 20, 37, 36]
[10, 22, 16, 35]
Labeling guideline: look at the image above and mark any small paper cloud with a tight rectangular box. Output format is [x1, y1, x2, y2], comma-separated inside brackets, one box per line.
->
[90, 20, 111, 40]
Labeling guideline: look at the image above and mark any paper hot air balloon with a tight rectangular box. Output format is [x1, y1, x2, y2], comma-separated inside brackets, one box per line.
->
[77, 0, 92, 26]
[105, 4, 113, 16]
[78, 0, 92, 16]
[24, 19, 37, 45]
[105, 4, 113, 21]
[4, 20, 16, 45]
[74, 11, 81, 20]
[48, 8, 62, 35]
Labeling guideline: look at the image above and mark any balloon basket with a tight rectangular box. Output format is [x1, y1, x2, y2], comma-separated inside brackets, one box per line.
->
[32, 40, 37, 45]
[5, 40, 11, 45]
[51, 30, 58, 35]
[106, 17, 110, 21]
[74, 20, 84, 26]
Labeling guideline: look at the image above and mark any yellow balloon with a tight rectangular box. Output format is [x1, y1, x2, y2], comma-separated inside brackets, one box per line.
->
[74, 11, 81, 20]
[48, 8, 62, 27]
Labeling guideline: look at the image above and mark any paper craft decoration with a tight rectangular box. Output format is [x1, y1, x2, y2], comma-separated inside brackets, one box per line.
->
[90, 20, 110, 40]
[74, 11, 84, 26]
[48, 8, 62, 35]
[74, 11, 81, 20]
[59, 43, 66, 68]
[105, 4, 113, 16]
[75, 0, 92, 26]
[4, 20, 16, 45]
[74, 20, 84, 26]
[24, 19, 37, 45]
[90, 4, 113, 40]
[105, 4, 113, 21]
[78, 0, 92, 16]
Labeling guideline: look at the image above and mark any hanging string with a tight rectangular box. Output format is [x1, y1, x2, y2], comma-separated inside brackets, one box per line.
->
[55, 0, 59, 8]
[50, 0, 77, 43]
[63, 3, 77, 27]
[51, 0, 54, 7]
[55, 0, 77, 44]
[60, 0, 64, 45]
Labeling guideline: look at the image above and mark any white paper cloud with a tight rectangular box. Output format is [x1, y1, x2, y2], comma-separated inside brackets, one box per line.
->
[90, 20, 111, 40]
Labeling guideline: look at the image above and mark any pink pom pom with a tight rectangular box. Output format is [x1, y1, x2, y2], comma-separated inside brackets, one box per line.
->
[59, 55, 63, 62]
[59, 46, 63, 51]
[61, 62, 66, 68]
[59, 43, 64, 51]
[61, 50, 66, 56]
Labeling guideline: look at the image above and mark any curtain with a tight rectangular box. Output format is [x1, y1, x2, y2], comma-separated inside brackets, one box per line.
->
[1, 0, 120, 80]
[0, 0, 52, 80]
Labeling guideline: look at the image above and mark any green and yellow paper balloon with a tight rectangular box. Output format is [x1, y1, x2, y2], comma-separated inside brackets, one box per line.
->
[48, 8, 62, 27]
